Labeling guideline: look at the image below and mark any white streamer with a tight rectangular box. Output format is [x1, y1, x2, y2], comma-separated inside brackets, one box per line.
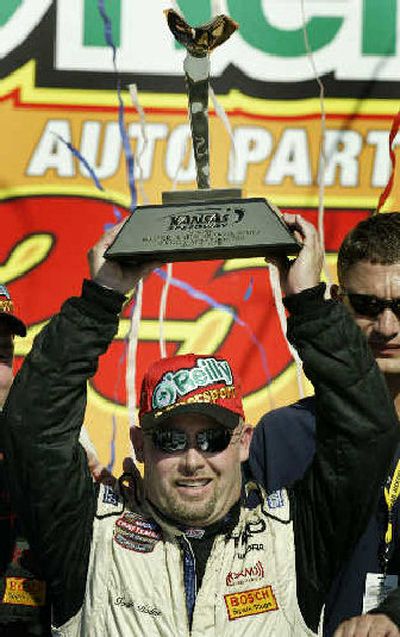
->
[128, 83, 150, 204]
[300, 0, 331, 289]
[268, 264, 304, 399]
[209, 86, 237, 165]
[159, 263, 173, 358]
[126, 280, 144, 462]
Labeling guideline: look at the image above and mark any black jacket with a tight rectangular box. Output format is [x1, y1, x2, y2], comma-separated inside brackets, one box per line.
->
[3, 280, 399, 632]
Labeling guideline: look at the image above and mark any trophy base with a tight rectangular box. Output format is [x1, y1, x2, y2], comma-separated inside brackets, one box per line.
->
[105, 192, 300, 264]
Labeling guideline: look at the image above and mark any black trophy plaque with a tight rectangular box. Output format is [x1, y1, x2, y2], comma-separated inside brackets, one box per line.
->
[105, 10, 300, 265]
[105, 189, 300, 264]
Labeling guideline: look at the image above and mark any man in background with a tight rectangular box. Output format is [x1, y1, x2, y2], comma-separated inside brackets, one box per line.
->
[0, 284, 51, 636]
[0, 284, 109, 636]
[250, 212, 400, 637]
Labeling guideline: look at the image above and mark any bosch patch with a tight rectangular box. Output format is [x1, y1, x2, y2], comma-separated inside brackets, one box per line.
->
[114, 512, 162, 553]
[224, 585, 278, 621]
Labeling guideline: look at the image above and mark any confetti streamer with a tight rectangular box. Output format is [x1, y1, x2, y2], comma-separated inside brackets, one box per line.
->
[125, 282, 144, 453]
[107, 415, 117, 473]
[243, 277, 254, 302]
[268, 264, 304, 399]
[129, 83, 150, 204]
[158, 263, 173, 359]
[97, 0, 117, 61]
[376, 110, 400, 212]
[300, 0, 331, 289]
[106, 346, 129, 473]
[209, 86, 237, 164]
[117, 83, 137, 211]
[97, 0, 137, 210]
[96, 0, 139, 467]
[154, 268, 273, 389]
[103, 206, 123, 232]
[54, 134, 104, 192]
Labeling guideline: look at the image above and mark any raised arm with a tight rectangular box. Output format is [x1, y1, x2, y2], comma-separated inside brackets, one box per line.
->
[273, 216, 399, 632]
[3, 222, 157, 626]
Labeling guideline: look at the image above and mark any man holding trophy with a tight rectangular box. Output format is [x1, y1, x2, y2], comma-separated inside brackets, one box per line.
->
[2, 11, 399, 637]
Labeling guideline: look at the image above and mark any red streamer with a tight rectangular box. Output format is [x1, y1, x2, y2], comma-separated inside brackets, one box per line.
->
[377, 110, 400, 213]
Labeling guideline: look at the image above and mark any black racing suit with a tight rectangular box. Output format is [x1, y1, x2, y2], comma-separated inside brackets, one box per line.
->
[3, 280, 399, 632]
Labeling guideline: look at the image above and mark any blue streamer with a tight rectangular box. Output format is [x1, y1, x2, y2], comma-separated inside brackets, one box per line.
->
[97, 0, 117, 62]
[156, 268, 237, 318]
[104, 206, 123, 232]
[117, 80, 137, 210]
[97, 0, 137, 211]
[55, 134, 104, 192]
[243, 277, 254, 301]
[107, 330, 129, 473]
[154, 269, 272, 384]
[107, 414, 117, 473]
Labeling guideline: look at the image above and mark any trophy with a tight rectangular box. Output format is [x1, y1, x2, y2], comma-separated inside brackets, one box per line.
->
[105, 10, 300, 264]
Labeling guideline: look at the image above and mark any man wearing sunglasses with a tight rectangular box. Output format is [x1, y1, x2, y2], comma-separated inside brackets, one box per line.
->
[250, 212, 400, 637]
[3, 216, 399, 636]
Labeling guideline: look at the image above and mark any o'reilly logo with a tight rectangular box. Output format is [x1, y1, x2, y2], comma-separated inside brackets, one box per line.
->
[164, 208, 245, 232]
[152, 358, 233, 410]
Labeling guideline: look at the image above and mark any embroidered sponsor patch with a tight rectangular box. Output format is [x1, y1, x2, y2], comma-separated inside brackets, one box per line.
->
[3, 577, 46, 607]
[114, 512, 162, 553]
[267, 490, 284, 509]
[226, 560, 264, 587]
[103, 485, 119, 506]
[184, 527, 205, 539]
[224, 585, 278, 621]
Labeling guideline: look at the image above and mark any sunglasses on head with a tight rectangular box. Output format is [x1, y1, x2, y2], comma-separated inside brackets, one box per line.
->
[344, 293, 400, 319]
[151, 427, 234, 454]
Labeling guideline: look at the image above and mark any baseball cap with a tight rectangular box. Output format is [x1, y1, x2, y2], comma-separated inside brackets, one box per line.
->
[139, 353, 245, 430]
[0, 285, 27, 337]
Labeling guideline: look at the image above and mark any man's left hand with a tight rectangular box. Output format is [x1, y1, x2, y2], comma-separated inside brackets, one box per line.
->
[333, 613, 400, 637]
[266, 213, 323, 297]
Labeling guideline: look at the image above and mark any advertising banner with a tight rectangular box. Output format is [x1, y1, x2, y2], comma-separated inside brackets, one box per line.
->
[1, 0, 398, 470]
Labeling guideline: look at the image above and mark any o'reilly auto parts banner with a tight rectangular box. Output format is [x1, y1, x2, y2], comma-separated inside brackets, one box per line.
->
[1, 0, 399, 469]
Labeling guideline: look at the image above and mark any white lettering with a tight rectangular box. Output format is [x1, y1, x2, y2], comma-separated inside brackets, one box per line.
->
[26, 119, 75, 177]
[266, 128, 312, 186]
[367, 130, 400, 188]
[79, 121, 121, 180]
[228, 127, 273, 183]
[322, 130, 363, 187]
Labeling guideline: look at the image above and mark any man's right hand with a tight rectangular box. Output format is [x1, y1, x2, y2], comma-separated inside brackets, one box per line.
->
[88, 219, 160, 295]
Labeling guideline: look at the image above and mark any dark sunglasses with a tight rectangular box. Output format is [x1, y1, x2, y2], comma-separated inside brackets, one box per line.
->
[344, 293, 400, 319]
[151, 427, 234, 454]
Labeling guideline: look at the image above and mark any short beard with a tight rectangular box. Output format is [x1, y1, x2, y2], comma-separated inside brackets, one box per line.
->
[157, 490, 219, 527]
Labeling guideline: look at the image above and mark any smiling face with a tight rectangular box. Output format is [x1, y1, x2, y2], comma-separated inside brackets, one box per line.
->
[339, 261, 400, 377]
[133, 413, 252, 527]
